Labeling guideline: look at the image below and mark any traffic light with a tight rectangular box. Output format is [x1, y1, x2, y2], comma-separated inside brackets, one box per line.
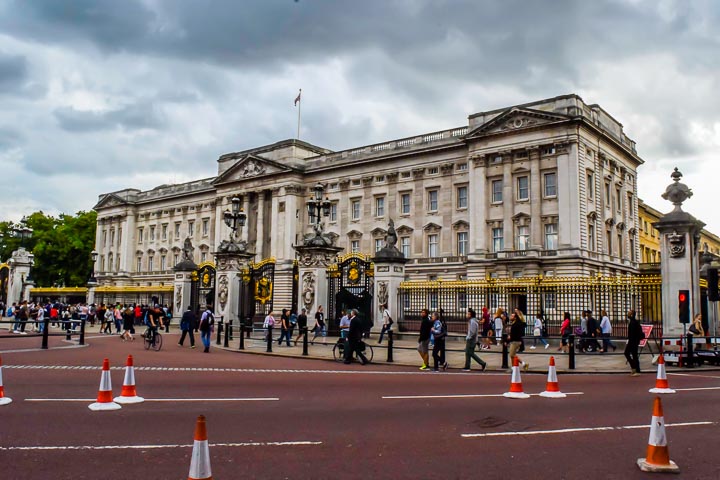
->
[678, 290, 690, 324]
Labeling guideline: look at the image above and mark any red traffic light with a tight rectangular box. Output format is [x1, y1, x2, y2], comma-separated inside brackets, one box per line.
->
[679, 293, 687, 302]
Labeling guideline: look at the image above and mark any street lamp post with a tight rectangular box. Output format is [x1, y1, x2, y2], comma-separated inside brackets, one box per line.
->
[223, 196, 247, 243]
[88, 249, 99, 285]
[306, 183, 332, 238]
[13, 216, 33, 249]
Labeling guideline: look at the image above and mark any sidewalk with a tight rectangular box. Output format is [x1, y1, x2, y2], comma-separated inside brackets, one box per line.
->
[218, 331, 720, 374]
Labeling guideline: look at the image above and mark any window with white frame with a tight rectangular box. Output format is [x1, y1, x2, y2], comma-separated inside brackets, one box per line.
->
[401, 237, 410, 257]
[116, 254, 120, 271]
[138, 227, 144, 243]
[400, 193, 411, 214]
[330, 203, 337, 222]
[606, 230, 612, 254]
[516, 225, 530, 250]
[428, 190, 438, 211]
[173, 254, 179, 266]
[174, 222, 181, 239]
[544, 172, 557, 197]
[150, 225, 155, 241]
[100, 255, 105, 272]
[491, 179, 503, 203]
[102, 230, 107, 247]
[202, 218, 209, 236]
[428, 234, 439, 257]
[587, 172, 594, 200]
[161, 224, 167, 240]
[517, 176, 529, 201]
[457, 163, 468, 171]
[136, 257, 141, 272]
[457, 186, 468, 209]
[201, 252, 207, 263]
[375, 196, 385, 217]
[375, 238, 383, 252]
[351, 199, 361, 220]
[160, 255, 166, 270]
[615, 187, 622, 213]
[545, 223, 558, 250]
[188, 221, 195, 236]
[148, 256, 154, 271]
[588, 224, 596, 251]
[351, 240, 360, 253]
[457, 231, 468, 256]
[492, 228, 504, 252]
[617, 233, 623, 258]
[108, 253, 113, 272]
[110, 229, 115, 246]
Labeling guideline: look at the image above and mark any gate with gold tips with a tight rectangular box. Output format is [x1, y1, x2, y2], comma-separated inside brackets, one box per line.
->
[326, 253, 374, 335]
[190, 262, 216, 313]
[238, 257, 276, 327]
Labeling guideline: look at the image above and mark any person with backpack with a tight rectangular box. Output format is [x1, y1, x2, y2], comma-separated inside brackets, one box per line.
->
[377, 303, 393, 344]
[288, 309, 298, 343]
[178, 306, 196, 348]
[431, 311, 448, 371]
[199, 305, 214, 353]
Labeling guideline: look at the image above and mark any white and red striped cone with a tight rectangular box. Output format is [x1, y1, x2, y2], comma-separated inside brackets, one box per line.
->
[503, 356, 530, 399]
[188, 415, 213, 480]
[114, 355, 144, 404]
[637, 396, 680, 473]
[88, 358, 121, 411]
[0, 354, 12, 406]
[649, 354, 676, 394]
[539, 356, 566, 398]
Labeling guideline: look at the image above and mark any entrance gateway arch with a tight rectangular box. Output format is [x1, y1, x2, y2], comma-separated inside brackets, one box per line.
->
[326, 253, 374, 335]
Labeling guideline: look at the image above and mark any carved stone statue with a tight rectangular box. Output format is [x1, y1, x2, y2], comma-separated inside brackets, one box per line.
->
[377, 281, 389, 306]
[241, 160, 265, 178]
[302, 272, 315, 310]
[182, 238, 195, 262]
[218, 275, 229, 311]
[667, 230, 686, 258]
[373, 218, 406, 261]
[386, 219, 398, 249]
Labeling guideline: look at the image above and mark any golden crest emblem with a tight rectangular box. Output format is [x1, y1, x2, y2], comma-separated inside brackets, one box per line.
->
[202, 273, 211, 287]
[347, 261, 360, 284]
[255, 277, 273, 304]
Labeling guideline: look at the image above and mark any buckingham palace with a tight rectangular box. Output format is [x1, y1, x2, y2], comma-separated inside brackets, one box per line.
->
[92, 94, 644, 311]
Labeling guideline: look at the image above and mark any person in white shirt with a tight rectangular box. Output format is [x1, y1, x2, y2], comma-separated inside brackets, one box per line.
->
[530, 313, 549, 349]
[600, 309, 616, 353]
[378, 303, 392, 344]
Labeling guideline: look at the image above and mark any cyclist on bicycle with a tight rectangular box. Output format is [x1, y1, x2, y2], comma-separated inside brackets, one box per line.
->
[338, 310, 351, 339]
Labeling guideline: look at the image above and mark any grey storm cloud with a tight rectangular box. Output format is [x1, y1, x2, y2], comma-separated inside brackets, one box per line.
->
[53, 103, 165, 132]
[0, 52, 28, 91]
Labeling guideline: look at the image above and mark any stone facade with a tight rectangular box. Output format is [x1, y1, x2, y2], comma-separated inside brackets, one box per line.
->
[94, 94, 646, 308]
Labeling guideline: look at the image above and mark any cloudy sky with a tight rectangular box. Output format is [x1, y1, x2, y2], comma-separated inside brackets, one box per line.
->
[1, 0, 718, 231]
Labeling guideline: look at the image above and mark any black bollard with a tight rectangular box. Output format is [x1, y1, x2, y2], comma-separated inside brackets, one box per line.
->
[686, 333, 695, 368]
[224, 319, 231, 348]
[568, 334, 576, 370]
[239, 323, 245, 350]
[41, 317, 50, 349]
[66, 321, 72, 341]
[302, 326, 309, 356]
[501, 341, 509, 369]
[79, 317, 85, 346]
[387, 330, 394, 363]
[246, 316, 252, 338]
[266, 326, 273, 352]
[216, 316, 223, 345]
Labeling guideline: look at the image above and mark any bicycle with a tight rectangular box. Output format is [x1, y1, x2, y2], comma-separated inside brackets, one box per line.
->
[333, 338, 373, 363]
[143, 327, 163, 351]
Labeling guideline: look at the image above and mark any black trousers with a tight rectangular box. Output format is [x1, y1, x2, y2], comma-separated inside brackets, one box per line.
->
[624, 341, 640, 372]
[179, 329, 195, 346]
[344, 340, 368, 364]
[432, 339, 446, 370]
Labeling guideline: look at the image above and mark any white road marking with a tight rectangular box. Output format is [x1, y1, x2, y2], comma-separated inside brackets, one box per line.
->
[461, 421, 716, 438]
[668, 373, 720, 380]
[0, 441, 322, 451]
[25, 397, 279, 402]
[674, 386, 720, 392]
[383, 392, 584, 400]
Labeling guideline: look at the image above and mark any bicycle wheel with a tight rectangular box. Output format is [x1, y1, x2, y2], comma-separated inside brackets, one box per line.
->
[362, 344, 373, 363]
[143, 330, 151, 350]
[332, 343, 341, 362]
[153, 333, 163, 351]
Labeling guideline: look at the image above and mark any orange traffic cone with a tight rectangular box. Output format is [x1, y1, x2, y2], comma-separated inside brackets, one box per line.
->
[637, 397, 680, 473]
[88, 358, 121, 411]
[0, 354, 11, 406]
[539, 356, 566, 398]
[503, 356, 530, 399]
[188, 415, 213, 480]
[114, 355, 144, 404]
[649, 354, 676, 394]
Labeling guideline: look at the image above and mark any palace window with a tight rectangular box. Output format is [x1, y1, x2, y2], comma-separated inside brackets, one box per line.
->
[375, 196, 385, 217]
[588, 224, 596, 251]
[457, 186, 468, 209]
[138, 227, 144, 243]
[517, 176, 529, 201]
[201, 252, 207, 263]
[428, 190, 438, 212]
[136, 257, 141, 272]
[491, 180, 503, 203]
[630, 238, 636, 262]
[375, 238, 383, 252]
[457, 163, 468, 171]
[173, 254, 179, 266]
[351, 199, 361, 220]
[457, 231, 468, 256]
[118, 228, 122, 246]
[160, 255, 166, 271]
[615, 187, 622, 213]
[107, 253, 113, 272]
[330, 203, 337, 222]
[516, 225, 530, 251]
[428, 167, 439, 175]
[606, 230, 612, 255]
[401, 193, 411, 214]
[587, 172, 594, 200]
[351, 240, 360, 253]
[188, 221, 195, 236]
[605, 183, 611, 208]
[618, 233, 623, 258]
[175, 222, 181, 239]
[202, 218, 209, 236]
[161, 224, 168, 240]
[544, 172, 557, 197]
[428, 234, 439, 257]
[401, 237, 410, 257]
[148, 256, 154, 272]
[545, 223, 558, 250]
[109, 229, 115, 246]
[102, 230, 107, 247]
[150, 225, 155, 241]
[116, 254, 120, 271]
[492, 228, 504, 252]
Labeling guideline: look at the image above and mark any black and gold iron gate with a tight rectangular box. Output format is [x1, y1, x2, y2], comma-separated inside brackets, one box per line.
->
[326, 253, 374, 335]
[238, 258, 276, 326]
[191, 263, 216, 313]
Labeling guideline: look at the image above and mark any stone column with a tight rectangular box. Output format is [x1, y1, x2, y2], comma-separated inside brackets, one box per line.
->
[7, 248, 32, 305]
[173, 256, 198, 314]
[653, 168, 705, 337]
[294, 245, 343, 319]
[372, 220, 408, 330]
[214, 251, 255, 323]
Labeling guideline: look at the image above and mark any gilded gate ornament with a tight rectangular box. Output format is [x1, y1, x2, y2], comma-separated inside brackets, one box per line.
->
[255, 277, 273, 304]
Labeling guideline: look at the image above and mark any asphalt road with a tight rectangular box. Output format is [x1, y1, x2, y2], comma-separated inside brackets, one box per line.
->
[1, 334, 719, 479]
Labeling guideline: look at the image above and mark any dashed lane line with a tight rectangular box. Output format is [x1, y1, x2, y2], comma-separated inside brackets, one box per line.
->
[383, 392, 584, 400]
[25, 397, 279, 402]
[461, 421, 716, 438]
[0, 441, 322, 451]
[2, 365, 505, 375]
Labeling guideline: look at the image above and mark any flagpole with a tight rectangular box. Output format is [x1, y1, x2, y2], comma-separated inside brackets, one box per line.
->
[297, 88, 302, 140]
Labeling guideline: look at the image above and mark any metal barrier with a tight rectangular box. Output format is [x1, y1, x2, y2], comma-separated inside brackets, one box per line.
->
[1, 318, 86, 349]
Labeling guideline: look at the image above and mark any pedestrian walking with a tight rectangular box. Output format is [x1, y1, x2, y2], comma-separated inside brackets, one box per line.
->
[377, 303, 393, 344]
[493, 309, 504, 346]
[277, 309, 291, 346]
[431, 312, 448, 371]
[599, 309, 616, 353]
[462, 308, 487, 372]
[294, 308, 308, 346]
[343, 309, 368, 365]
[624, 309, 644, 376]
[263, 310, 276, 343]
[531, 313, 549, 349]
[178, 306, 196, 348]
[103, 305, 114, 334]
[120, 306, 135, 342]
[417, 309, 432, 370]
[311, 306, 326, 344]
[508, 309, 529, 371]
[338, 310, 351, 339]
[559, 311, 571, 353]
[199, 305, 215, 353]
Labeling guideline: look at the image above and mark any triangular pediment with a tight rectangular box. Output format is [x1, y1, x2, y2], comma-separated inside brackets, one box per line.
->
[93, 193, 132, 210]
[465, 107, 571, 139]
[212, 154, 297, 186]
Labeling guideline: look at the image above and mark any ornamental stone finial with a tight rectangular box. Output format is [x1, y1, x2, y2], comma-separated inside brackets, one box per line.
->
[661, 167, 693, 212]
